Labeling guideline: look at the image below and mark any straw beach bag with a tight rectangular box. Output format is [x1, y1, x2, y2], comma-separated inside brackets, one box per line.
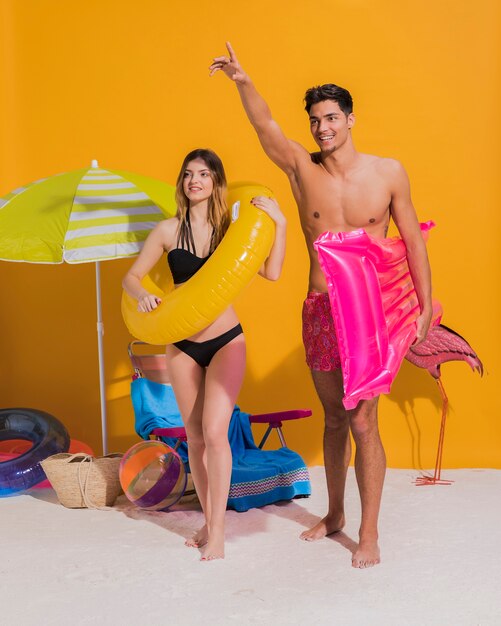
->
[41, 452, 123, 509]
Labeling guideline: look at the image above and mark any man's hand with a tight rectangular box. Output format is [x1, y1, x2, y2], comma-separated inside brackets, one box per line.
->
[209, 41, 298, 176]
[414, 309, 432, 345]
[209, 42, 247, 83]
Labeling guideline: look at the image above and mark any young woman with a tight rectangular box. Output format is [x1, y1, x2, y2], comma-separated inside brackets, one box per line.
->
[123, 148, 286, 560]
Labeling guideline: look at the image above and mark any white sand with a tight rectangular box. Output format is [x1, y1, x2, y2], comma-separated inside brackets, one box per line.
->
[2, 467, 500, 626]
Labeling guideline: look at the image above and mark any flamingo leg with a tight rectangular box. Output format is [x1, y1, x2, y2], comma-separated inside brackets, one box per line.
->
[414, 377, 453, 486]
[433, 379, 453, 483]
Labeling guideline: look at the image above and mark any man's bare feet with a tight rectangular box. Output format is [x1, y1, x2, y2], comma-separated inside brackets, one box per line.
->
[185, 524, 208, 548]
[200, 530, 225, 561]
[351, 539, 380, 568]
[299, 514, 345, 541]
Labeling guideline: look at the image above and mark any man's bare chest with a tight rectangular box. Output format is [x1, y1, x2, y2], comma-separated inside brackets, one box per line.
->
[293, 167, 392, 230]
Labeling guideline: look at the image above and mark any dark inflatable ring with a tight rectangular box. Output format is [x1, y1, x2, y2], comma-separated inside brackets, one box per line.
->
[0, 408, 70, 496]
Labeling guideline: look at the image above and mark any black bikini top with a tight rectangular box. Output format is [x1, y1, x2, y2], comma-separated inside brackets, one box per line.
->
[167, 248, 210, 284]
[167, 209, 213, 284]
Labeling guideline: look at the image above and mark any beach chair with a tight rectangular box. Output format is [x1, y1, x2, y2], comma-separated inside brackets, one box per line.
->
[128, 341, 312, 512]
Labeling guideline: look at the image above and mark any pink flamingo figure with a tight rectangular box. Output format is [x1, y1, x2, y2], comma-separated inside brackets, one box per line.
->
[404, 324, 483, 485]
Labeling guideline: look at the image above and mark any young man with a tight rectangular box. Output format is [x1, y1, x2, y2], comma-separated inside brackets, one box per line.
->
[210, 43, 432, 568]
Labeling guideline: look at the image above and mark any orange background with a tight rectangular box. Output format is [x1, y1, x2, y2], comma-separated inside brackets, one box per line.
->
[1, 0, 499, 468]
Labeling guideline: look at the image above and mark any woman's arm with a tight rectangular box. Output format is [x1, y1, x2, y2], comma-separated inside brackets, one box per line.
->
[122, 219, 176, 312]
[252, 196, 287, 281]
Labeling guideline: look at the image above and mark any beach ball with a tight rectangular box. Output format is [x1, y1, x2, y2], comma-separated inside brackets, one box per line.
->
[119, 441, 187, 510]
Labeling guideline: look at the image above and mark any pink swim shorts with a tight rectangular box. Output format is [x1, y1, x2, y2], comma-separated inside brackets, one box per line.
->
[302, 291, 341, 371]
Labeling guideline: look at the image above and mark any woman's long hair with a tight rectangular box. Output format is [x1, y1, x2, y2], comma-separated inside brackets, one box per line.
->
[175, 148, 230, 254]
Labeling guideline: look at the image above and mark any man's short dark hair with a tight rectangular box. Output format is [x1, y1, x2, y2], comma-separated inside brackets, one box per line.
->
[304, 84, 353, 116]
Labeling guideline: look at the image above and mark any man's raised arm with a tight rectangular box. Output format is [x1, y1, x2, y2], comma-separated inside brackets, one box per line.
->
[210, 42, 303, 177]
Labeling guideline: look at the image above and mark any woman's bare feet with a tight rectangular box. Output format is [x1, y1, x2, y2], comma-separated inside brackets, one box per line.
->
[185, 524, 208, 548]
[351, 539, 380, 568]
[299, 513, 345, 541]
[200, 529, 225, 561]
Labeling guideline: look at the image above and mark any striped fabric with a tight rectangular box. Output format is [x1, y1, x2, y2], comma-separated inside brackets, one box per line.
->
[0, 163, 176, 264]
[227, 460, 311, 512]
[228, 467, 311, 498]
[64, 167, 165, 263]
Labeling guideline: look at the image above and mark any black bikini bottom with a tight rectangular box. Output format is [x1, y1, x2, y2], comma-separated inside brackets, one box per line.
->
[172, 324, 244, 368]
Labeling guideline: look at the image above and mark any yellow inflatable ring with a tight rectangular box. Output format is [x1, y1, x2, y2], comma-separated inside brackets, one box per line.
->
[121, 182, 275, 344]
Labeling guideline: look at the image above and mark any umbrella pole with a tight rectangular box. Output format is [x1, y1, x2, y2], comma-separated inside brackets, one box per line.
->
[95, 261, 108, 454]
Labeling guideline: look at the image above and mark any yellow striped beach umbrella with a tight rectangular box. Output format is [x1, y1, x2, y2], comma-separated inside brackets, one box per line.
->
[0, 161, 177, 453]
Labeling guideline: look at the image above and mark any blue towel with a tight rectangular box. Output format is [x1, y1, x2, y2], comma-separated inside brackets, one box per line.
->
[132, 377, 189, 466]
[131, 377, 311, 512]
